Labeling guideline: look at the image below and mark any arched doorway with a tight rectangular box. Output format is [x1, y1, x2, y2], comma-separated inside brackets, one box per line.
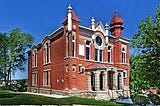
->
[108, 71, 115, 90]
[100, 71, 104, 90]
[91, 72, 95, 91]
[117, 73, 122, 90]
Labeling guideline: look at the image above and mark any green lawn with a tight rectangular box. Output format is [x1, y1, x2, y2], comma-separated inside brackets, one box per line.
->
[0, 90, 124, 105]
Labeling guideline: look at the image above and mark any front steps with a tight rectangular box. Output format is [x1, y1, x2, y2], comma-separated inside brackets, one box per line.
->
[94, 90, 129, 100]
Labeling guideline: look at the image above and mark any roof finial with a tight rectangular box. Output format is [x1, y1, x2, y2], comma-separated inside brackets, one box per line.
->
[105, 22, 109, 35]
[67, 4, 72, 32]
[114, 10, 118, 16]
[67, 4, 72, 11]
[91, 17, 95, 30]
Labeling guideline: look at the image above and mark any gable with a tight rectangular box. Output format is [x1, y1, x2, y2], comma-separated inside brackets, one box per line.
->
[95, 22, 106, 35]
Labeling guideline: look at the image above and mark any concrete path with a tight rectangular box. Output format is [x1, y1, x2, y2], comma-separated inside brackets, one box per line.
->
[23, 92, 70, 98]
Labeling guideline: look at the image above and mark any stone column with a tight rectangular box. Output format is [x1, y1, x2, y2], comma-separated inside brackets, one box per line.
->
[87, 72, 92, 91]
[94, 71, 100, 91]
[120, 72, 123, 89]
[113, 72, 118, 90]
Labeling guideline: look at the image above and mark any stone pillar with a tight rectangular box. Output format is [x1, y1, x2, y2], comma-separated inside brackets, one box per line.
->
[113, 72, 118, 89]
[122, 72, 124, 89]
[120, 72, 123, 89]
[94, 71, 100, 91]
[104, 71, 108, 91]
[87, 72, 92, 91]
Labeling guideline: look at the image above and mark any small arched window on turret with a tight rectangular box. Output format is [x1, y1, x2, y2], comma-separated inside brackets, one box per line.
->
[122, 46, 126, 64]
[72, 32, 76, 57]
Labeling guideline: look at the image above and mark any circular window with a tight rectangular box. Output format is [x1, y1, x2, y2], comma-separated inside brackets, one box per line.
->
[95, 36, 102, 46]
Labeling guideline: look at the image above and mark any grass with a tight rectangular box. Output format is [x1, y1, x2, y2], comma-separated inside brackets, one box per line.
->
[0, 90, 123, 105]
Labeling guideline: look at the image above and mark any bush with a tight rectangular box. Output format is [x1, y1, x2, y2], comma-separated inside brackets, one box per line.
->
[148, 93, 160, 105]
[132, 94, 150, 105]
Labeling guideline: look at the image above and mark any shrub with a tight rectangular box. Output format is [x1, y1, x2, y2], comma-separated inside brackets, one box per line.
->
[148, 93, 160, 105]
[132, 94, 150, 105]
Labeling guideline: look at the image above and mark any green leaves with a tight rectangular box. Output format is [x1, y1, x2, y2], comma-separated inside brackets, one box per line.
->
[0, 28, 34, 85]
[131, 5, 160, 93]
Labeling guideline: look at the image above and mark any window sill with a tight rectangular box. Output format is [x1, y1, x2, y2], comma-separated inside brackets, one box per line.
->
[32, 66, 38, 69]
[43, 62, 51, 66]
[43, 85, 50, 87]
[121, 63, 129, 65]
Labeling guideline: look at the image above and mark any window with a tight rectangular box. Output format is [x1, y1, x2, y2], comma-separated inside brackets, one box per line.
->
[86, 40, 91, 60]
[66, 66, 69, 72]
[44, 41, 51, 64]
[32, 49, 37, 68]
[72, 66, 76, 72]
[72, 33, 76, 57]
[79, 65, 85, 74]
[123, 71, 127, 86]
[79, 65, 82, 73]
[95, 36, 102, 46]
[46, 43, 49, 63]
[99, 50, 103, 62]
[95, 48, 103, 62]
[108, 46, 111, 63]
[95, 49, 98, 61]
[32, 72, 37, 86]
[43, 70, 50, 86]
[122, 47, 126, 63]
[123, 71, 127, 78]
[79, 44, 84, 56]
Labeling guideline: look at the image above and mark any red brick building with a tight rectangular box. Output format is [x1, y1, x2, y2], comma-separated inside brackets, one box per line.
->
[28, 5, 130, 99]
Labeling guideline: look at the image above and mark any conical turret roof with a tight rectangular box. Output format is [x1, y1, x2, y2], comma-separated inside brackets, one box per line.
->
[62, 9, 81, 24]
[110, 11, 123, 27]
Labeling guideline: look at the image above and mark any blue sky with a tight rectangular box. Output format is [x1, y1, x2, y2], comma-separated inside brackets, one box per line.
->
[0, 0, 159, 79]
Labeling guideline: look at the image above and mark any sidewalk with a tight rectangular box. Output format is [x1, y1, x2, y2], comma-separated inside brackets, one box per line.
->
[23, 92, 70, 98]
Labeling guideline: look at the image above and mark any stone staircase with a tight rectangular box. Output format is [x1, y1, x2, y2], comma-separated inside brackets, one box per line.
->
[95, 90, 125, 100]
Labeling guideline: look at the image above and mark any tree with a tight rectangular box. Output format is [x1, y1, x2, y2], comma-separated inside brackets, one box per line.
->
[0, 33, 8, 87]
[131, 5, 160, 92]
[0, 28, 34, 89]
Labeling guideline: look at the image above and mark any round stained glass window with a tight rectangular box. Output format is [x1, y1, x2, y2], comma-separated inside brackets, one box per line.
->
[95, 36, 102, 46]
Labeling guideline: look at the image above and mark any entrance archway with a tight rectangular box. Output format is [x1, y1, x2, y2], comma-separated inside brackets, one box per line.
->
[108, 71, 115, 90]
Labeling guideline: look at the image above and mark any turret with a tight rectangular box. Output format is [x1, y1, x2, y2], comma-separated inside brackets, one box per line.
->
[110, 11, 124, 37]
[62, 5, 81, 32]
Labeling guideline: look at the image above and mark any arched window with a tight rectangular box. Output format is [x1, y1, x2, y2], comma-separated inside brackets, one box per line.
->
[108, 46, 111, 63]
[122, 47, 126, 63]
[43, 41, 51, 64]
[32, 49, 37, 68]
[86, 40, 91, 60]
[72, 32, 76, 57]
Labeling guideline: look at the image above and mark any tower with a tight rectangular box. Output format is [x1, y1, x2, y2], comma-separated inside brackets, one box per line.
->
[110, 11, 124, 37]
